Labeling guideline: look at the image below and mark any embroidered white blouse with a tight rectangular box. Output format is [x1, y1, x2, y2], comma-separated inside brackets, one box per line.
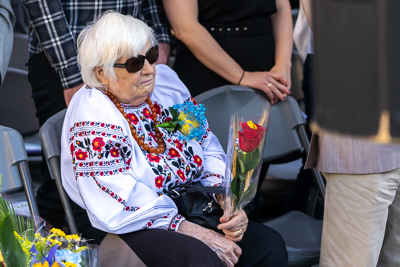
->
[61, 65, 226, 234]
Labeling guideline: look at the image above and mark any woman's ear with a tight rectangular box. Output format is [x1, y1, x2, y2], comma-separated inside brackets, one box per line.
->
[95, 67, 108, 85]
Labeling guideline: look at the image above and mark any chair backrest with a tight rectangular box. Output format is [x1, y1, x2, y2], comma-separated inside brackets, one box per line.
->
[0, 67, 39, 134]
[195, 85, 303, 163]
[0, 125, 39, 219]
[195, 85, 325, 198]
[9, 33, 29, 71]
[39, 109, 79, 234]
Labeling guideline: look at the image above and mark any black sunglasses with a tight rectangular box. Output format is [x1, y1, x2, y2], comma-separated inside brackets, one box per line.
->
[113, 45, 159, 73]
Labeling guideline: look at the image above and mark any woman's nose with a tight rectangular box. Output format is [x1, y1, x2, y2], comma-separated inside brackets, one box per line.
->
[141, 59, 154, 74]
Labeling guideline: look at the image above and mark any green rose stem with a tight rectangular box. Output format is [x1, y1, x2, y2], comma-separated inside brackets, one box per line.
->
[230, 146, 262, 213]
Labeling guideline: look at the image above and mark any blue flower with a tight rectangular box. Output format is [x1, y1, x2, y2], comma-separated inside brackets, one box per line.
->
[55, 249, 82, 267]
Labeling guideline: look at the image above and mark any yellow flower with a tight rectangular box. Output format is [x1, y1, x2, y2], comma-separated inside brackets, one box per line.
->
[0, 249, 4, 265]
[33, 262, 49, 267]
[33, 261, 62, 267]
[50, 228, 66, 237]
[178, 112, 199, 136]
[64, 262, 77, 267]
[65, 234, 80, 242]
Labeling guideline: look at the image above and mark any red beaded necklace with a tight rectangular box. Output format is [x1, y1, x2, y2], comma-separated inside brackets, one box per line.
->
[106, 91, 165, 155]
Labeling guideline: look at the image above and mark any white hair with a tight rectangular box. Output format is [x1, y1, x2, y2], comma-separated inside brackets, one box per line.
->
[77, 11, 158, 90]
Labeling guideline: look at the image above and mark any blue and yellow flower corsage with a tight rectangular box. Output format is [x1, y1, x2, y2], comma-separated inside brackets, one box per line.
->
[157, 102, 207, 141]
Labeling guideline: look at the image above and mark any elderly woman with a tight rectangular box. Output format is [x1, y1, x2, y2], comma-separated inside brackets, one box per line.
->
[61, 11, 288, 266]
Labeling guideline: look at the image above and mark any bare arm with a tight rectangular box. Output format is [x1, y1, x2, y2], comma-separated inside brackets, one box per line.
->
[268, 0, 293, 88]
[162, 0, 291, 103]
[163, 0, 243, 84]
[300, 0, 313, 30]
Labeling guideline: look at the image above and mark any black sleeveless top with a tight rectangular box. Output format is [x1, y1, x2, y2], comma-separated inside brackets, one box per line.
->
[197, 0, 276, 24]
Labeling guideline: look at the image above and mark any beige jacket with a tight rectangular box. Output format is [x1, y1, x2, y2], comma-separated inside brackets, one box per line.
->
[305, 130, 400, 174]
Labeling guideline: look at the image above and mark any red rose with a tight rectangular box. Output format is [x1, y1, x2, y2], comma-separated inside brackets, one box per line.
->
[238, 122, 266, 152]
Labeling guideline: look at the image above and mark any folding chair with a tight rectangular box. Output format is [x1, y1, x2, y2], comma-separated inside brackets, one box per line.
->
[195, 85, 325, 267]
[39, 109, 79, 234]
[0, 126, 39, 224]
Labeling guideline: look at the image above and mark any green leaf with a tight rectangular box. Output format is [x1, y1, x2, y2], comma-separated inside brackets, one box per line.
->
[157, 121, 179, 132]
[230, 173, 241, 198]
[0, 214, 27, 267]
[242, 148, 261, 171]
[169, 107, 178, 119]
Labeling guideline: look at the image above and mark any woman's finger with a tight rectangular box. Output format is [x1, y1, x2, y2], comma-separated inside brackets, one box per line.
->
[270, 71, 288, 86]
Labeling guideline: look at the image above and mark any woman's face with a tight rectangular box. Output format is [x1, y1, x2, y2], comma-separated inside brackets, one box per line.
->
[105, 42, 156, 105]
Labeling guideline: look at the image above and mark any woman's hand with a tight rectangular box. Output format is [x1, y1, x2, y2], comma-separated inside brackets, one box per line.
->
[178, 220, 241, 266]
[241, 71, 291, 104]
[270, 64, 292, 91]
[218, 210, 249, 242]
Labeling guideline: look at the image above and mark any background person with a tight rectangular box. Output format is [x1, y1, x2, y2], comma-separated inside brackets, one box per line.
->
[301, 0, 400, 265]
[163, 0, 293, 104]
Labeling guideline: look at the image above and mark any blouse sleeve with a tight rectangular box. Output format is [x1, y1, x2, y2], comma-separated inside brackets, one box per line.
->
[66, 120, 184, 234]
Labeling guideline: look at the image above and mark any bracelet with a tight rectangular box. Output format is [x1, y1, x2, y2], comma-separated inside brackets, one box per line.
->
[237, 70, 245, 85]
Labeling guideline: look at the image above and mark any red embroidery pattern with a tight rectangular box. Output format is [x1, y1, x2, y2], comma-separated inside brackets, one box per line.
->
[168, 214, 184, 231]
[93, 177, 139, 212]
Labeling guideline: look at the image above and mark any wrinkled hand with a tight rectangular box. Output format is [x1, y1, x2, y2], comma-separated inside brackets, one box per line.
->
[218, 210, 249, 242]
[156, 43, 171, 65]
[178, 220, 241, 267]
[64, 83, 84, 106]
[241, 71, 290, 104]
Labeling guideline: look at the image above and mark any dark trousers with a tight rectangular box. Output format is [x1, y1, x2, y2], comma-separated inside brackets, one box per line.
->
[118, 220, 288, 267]
[74, 197, 288, 267]
[28, 52, 67, 228]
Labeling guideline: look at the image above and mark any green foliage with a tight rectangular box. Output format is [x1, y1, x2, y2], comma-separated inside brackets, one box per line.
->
[0, 214, 26, 267]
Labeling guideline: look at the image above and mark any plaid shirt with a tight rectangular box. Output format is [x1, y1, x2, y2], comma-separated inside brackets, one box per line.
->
[23, 0, 172, 90]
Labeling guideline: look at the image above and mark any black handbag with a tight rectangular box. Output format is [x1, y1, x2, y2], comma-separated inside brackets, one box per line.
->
[167, 183, 225, 230]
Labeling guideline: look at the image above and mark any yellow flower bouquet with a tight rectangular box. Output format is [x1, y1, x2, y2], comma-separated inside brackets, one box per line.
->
[0, 176, 98, 267]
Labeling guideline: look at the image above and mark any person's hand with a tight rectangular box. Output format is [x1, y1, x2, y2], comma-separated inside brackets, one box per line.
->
[64, 83, 84, 106]
[241, 71, 291, 104]
[218, 210, 249, 242]
[269, 63, 292, 96]
[156, 43, 171, 65]
[178, 220, 241, 266]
